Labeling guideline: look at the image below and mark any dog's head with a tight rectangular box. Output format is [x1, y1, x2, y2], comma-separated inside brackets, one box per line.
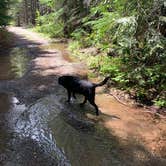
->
[58, 76, 64, 85]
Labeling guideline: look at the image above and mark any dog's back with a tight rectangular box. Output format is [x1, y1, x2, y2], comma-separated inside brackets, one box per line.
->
[58, 75, 109, 93]
[58, 75, 80, 89]
[58, 75, 93, 94]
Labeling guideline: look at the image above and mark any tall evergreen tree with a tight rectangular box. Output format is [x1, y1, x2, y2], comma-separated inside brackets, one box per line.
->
[0, 0, 10, 26]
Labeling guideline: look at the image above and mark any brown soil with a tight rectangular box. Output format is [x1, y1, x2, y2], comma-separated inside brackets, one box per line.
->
[4, 27, 166, 164]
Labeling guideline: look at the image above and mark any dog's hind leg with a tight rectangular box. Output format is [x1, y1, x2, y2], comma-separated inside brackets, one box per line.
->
[89, 101, 99, 116]
[80, 97, 87, 106]
[88, 96, 99, 116]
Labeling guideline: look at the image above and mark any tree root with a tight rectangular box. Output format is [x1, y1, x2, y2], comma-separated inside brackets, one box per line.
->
[108, 92, 166, 119]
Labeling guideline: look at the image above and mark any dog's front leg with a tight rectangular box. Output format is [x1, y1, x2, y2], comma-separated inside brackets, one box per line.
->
[72, 92, 76, 99]
[67, 89, 71, 102]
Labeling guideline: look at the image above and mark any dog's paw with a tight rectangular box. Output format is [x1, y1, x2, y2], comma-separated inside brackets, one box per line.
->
[66, 100, 70, 103]
[70, 98, 75, 103]
[66, 98, 75, 103]
[96, 110, 101, 116]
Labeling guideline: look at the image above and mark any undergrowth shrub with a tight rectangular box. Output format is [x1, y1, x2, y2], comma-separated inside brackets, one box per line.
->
[35, 9, 64, 38]
[70, 0, 166, 107]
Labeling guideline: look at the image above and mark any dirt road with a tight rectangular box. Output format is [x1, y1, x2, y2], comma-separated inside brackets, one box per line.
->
[0, 26, 165, 166]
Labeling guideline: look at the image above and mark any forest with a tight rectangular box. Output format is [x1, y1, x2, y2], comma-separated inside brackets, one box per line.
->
[1, 0, 166, 107]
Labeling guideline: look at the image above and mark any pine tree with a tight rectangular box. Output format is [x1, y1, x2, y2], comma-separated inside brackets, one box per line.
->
[0, 0, 10, 26]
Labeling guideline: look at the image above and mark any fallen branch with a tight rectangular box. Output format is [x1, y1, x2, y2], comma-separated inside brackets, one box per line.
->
[108, 92, 129, 107]
[108, 92, 166, 119]
[142, 110, 166, 119]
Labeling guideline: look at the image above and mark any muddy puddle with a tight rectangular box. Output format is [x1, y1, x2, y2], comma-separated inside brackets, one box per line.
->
[0, 47, 31, 80]
[40, 42, 73, 62]
[0, 44, 120, 166]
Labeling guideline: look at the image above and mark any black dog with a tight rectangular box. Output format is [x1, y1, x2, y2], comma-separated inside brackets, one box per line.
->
[58, 75, 110, 115]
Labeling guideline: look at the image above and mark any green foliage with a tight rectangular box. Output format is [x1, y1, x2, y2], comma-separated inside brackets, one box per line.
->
[99, 57, 128, 85]
[70, 0, 166, 106]
[39, 0, 53, 6]
[154, 98, 166, 107]
[0, 0, 10, 26]
[68, 40, 81, 52]
[85, 12, 120, 48]
[35, 9, 64, 38]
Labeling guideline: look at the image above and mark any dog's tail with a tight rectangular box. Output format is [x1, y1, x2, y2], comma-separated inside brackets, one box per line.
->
[93, 77, 110, 88]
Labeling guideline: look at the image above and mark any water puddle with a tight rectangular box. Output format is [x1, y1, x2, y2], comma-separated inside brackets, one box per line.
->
[0, 47, 31, 80]
[0, 44, 121, 165]
[13, 94, 120, 166]
[0, 92, 70, 165]
[0, 89, 121, 165]
[40, 42, 73, 62]
[49, 114, 119, 166]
